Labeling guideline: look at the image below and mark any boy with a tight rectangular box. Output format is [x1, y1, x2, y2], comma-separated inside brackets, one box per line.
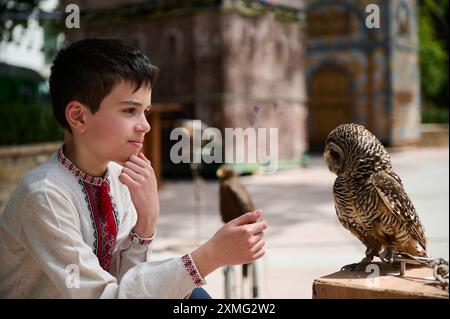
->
[0, 39, 267, 298]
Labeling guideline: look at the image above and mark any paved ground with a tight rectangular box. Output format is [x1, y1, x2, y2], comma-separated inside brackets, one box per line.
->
[151, 147, 449, 299]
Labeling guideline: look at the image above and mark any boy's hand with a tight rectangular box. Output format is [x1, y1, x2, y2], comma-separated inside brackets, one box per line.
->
[119, 152, 159, 237]
[212, 210, 266, 266]
[191, 210, 267, 277]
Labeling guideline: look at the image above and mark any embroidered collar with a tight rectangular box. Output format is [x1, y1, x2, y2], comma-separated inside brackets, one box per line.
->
[57, 145, 109, 186]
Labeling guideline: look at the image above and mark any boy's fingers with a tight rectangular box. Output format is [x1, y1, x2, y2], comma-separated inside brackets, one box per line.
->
[249, 232, 264, 245]
[119, 171, 139, 188]
[138, 152, 151, 163]
[251, 249, 265, 261]
[122, 167, 144, 183]
[128, 154, 149, 169]
[231, 210, 262, 226]
[124, 161, 146, 175]
[250, 238, 265, 254]
[246, 220, 267, 234]
[137, 152, 152, 166]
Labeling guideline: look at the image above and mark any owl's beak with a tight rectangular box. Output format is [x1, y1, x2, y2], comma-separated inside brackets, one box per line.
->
[216, 168, 224, 178]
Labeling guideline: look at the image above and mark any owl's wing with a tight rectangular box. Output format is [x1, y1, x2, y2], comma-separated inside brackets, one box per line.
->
[386, 170, 403, 185]
[220, 184, 241, 222]
[372, 171, 427, 250]
[226, 180, 256, 213]
[220, 181, 255, 222]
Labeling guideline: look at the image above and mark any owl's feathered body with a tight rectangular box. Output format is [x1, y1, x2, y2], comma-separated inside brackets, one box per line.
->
[218, 168, 255, 224]
[217, 165, 255, 277]
[324, 124, 428, 264]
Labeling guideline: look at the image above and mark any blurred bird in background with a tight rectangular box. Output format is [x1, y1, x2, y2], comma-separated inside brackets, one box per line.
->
[217, 164, 256, 278]
[174, 119, 217, 244]
[324, 123, 428, 270]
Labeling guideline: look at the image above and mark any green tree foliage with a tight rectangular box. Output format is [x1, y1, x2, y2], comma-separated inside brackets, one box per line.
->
[0, 1, 64, 144]
[419, 0, 449, 122]
[0, 101, 63, 145]
[0, 0, 43, 42]
[0, 65, 63, 145]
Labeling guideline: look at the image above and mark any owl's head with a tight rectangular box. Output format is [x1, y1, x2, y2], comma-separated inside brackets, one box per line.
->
[323, 140, 345, 175]
[216, 165, 239, 180]
[324, 123, 390, 176]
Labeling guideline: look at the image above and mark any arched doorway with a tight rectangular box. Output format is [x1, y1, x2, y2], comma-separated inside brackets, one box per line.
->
[308, 64, 353, 151]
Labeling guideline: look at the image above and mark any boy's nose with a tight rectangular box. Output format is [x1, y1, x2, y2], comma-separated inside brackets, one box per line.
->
[136, 117, 151, 133]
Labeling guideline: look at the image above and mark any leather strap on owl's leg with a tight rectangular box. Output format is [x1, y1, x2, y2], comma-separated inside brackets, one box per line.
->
[379, 247, 398, 264]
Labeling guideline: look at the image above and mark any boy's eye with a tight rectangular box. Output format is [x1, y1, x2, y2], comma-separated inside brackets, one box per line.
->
[124, 108, 135, 114]
[144, 108, 151, 115]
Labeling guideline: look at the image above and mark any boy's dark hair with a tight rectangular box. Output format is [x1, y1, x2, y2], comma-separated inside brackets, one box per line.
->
[49, 38, 159, 131]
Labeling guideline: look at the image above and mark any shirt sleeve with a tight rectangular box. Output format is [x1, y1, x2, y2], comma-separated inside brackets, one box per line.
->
[108, 185, 156, 281]
[20, 188, 206, 299]
[108, 230, 156, 282]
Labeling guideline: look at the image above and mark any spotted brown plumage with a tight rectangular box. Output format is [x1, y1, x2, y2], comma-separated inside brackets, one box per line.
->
[324, 124, 428, 266]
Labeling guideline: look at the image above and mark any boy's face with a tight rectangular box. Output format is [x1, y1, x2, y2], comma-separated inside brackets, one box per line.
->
[83, 81, 152, 164]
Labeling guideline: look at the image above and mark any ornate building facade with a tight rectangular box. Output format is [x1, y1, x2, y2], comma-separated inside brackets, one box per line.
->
[305, 0, 421, 149]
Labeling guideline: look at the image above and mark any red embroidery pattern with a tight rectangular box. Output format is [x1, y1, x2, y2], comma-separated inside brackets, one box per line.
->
[82, 181, 117, 270]
[57, 146, 103, 186]
[128, 229, 154, 246]
[181, 254, 205, 287]
[57, 145, 118, 271]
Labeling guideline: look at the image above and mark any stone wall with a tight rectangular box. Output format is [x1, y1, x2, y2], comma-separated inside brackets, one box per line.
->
[420, 124, 449, 147]
[0, 142, 61, 214]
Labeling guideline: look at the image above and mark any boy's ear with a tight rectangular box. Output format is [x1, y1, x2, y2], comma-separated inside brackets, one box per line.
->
[65, 101, 89, 134]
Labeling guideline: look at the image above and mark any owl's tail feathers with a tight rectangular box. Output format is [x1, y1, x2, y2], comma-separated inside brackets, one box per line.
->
[411, 239, 429, 258]
[397, 240, 429, 259]
[415, 245, 429, 258]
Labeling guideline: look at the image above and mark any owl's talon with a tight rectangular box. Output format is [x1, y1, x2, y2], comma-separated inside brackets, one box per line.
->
[380, 249, 397, 264]
[340, 263, 357, 271]
[340, 262, 368, 272]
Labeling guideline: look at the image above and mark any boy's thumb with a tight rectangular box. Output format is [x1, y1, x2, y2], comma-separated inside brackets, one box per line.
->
[232, 210, 262, 226]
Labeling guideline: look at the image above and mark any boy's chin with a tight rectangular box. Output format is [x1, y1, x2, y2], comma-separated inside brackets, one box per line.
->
[113, 150, 140, 165]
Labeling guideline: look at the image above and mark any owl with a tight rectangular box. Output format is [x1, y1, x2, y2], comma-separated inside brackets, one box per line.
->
[323, 124, 428, 268]
[217, 165, 256, 277]
[217, 165, 256, 223]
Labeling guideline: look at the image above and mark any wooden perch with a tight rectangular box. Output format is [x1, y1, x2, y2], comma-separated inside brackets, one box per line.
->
[313, 261, 448, 299]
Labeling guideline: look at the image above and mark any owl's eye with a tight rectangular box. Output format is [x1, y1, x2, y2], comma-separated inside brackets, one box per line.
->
[330, 150, 340, 161]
